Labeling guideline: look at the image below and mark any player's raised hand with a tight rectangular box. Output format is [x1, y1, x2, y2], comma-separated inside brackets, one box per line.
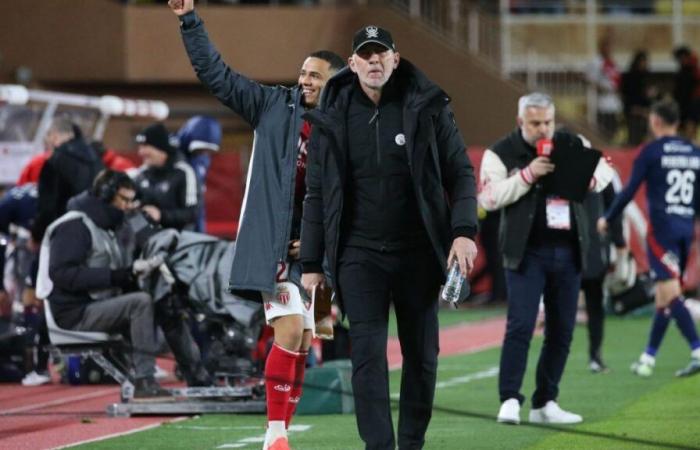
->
[168, 0, 194, 16]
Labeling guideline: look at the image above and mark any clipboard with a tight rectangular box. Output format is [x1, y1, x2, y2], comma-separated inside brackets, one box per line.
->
[541, 133, 601, 202]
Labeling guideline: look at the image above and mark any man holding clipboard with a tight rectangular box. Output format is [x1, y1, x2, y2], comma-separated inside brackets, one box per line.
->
[478, 93, 614, 425]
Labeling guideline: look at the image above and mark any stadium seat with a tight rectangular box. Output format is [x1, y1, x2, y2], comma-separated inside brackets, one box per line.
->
[43, 299, 121, 346]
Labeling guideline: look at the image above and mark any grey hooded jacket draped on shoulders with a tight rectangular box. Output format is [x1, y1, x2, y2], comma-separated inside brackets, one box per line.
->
[180, 11, 305, 298]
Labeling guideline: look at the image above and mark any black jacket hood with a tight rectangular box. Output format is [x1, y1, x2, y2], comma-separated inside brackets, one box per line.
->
[67, 191, 124, 230]
[55, 137, 102, 165]
[308, 58, 448, 128]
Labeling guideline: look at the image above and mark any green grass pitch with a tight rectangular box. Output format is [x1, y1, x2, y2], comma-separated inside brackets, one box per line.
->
[76, 313, 700, 450]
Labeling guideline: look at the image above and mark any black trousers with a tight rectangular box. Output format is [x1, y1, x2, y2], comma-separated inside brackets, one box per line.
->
[338, 245, 442, 450]
[581, 277, 605, 361]
[24, 305, 50, 373]
[154, 295, 205, 383]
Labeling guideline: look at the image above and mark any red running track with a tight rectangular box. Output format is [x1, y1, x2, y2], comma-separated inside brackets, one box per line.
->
[387, 316, 506, 370]
[0, 384, 183, 450]
[0, 316, 507, 450]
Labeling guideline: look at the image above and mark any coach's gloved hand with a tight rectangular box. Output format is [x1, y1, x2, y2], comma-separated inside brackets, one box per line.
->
[111, 267, 138, 292]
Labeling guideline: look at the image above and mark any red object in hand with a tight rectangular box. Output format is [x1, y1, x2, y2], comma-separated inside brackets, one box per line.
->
[536, 139, 553, 157]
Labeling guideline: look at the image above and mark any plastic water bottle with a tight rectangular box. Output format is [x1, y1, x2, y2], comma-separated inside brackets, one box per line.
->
[440, 260, 469, 305]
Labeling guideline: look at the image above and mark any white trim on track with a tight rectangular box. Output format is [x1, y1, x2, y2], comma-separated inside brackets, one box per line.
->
[2, 389, 115, 415]
[55, 417, 189, 449]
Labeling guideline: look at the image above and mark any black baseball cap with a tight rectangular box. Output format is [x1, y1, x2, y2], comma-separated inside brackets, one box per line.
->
[352, 25, 396, 54]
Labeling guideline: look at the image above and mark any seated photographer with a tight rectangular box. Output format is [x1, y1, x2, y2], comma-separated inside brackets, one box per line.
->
[37, 170, 170, 398]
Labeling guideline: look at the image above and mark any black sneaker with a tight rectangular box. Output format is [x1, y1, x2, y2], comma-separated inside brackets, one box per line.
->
[185, 366, 214, 387]
[134, 377, 172, 398]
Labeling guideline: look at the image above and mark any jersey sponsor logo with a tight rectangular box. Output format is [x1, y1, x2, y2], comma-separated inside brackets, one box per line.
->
[273, 384, 292, 392]
[297, 136, 308, 169]
[660, 155, 700, 170]
[666, 204, 695, 216]
[663, 141, 694, 153]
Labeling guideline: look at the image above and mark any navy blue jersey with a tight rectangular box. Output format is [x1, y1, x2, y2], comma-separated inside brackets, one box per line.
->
[0, 183, 38, 233]
[606, 136, 700, 239]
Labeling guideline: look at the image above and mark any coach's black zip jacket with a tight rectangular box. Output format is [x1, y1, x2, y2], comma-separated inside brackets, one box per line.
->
[300, 60, 478, 308]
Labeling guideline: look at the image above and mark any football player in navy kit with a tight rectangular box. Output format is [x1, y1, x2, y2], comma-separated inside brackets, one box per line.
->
[599, 99, 700, 378]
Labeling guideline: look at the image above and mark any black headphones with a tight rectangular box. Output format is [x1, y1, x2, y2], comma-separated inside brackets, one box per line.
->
[94, 170, 132, 203]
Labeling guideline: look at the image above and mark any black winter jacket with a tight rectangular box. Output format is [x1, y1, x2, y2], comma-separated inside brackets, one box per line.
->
[33, 137, 104, 240]
[46, 193, 128, 328]
[300, 61, 478, 301]
[132, 159, 199, 231]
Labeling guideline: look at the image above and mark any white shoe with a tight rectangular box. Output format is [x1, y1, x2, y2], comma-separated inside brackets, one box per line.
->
[21, 371, 51, 386]
[262, 421, 286, 450]
[497, 398, 521, 424]
[529, 401, 582, 424]
[675, 356, 700, 377]
[631, 353, 655, 377]
[154, 364, 169, 380]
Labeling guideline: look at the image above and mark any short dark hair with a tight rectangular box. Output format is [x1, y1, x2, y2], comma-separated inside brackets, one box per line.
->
[673, 45, 691, 61]
[308, 50, 345, 73]
[92, 169, 136, 202]
[650, 99, 680, 126]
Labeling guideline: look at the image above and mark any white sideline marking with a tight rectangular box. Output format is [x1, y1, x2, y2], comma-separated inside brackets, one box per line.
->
[390, 366, 499, 399]
[172, 425, 262, 431]
[216, 424, 312, 449]
[435, 366, 499, 389]
[1, 388, 115, 415]
[57, 417, 189, 449]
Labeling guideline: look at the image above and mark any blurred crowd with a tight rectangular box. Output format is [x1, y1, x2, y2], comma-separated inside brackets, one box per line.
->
[587, 40, 700, 147]
[122, 0, 320, 5]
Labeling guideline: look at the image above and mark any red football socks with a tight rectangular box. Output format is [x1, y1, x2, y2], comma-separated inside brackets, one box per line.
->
[265, 343, 298, 421]
[286, 350, 308, 428]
